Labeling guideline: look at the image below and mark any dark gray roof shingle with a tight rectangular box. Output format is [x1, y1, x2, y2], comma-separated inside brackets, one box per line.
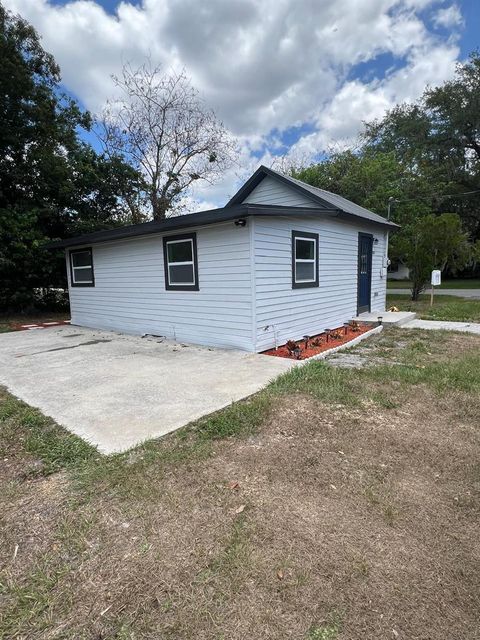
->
[227, 165, 399, 229]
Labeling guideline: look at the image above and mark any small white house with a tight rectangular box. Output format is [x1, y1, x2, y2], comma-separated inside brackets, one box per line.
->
[48, 166, 398, 352]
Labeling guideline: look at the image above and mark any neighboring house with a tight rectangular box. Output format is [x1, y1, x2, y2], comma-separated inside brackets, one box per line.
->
[387, 260, 410, 281]
[47, 166, 399, 352]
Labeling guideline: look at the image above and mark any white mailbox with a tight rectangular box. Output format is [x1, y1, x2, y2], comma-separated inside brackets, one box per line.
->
[431, 270, 441, 286]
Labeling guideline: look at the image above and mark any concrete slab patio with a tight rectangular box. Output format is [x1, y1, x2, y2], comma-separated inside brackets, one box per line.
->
[353, 311, 416, 326]
[0, 326, 295, 454]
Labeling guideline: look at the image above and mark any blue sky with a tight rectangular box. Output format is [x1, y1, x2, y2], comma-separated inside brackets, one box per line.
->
[4, 0, 478, 208]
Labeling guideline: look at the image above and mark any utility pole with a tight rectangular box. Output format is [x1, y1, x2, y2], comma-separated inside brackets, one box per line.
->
[387, 196, 399, 220]
[385, 197, 399, 277]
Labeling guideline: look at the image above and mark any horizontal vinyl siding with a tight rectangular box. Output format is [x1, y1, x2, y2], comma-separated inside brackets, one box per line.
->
[67, 223, 255, 351]
[242, 175, 315, 207]
[253, 216, 387, 351]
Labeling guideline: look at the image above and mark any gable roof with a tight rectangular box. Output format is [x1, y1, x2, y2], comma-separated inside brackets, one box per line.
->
[45, 165, 398, 249]
[226, 165, 398, 229]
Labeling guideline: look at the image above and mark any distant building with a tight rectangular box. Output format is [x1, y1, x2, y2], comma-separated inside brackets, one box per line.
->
[388, 261, 410, 281]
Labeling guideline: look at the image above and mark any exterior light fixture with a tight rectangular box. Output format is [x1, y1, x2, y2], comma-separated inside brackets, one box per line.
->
[377, 316, 383, 325]
[325, 328, 332, 342]
[234, 218, 247, 227]
[343, 322, 349, 336]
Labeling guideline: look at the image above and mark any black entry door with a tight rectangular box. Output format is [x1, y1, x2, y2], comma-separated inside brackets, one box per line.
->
[357, 233, 373, 314]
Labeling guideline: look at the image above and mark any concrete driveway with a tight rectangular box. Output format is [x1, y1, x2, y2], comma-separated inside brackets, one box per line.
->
[0, 326, 295, 454]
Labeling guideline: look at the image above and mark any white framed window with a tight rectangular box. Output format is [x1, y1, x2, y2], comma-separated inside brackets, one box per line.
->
[163, 233, 199, 291]
[292, 231, 319, 288]
[70, 248, 94, 287]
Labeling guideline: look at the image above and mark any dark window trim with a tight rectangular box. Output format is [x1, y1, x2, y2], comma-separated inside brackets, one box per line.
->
[163, 232, 199, 291]
[69, 247, 95, 287]
[291, 230, 319, 289]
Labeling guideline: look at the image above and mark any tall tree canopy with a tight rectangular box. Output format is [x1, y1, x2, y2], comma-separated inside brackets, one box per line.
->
[363, 52, 480, 239]
[293, 52, 480, 298]
[0, 4, 142, 310]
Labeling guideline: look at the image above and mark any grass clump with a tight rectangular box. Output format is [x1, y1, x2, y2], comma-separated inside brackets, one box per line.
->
[202, 513, 251, 583]
[307, 612, 342, 639]
[366, 351, 480, 394]
[0, 391, 96, 475]
[0, 558, 70, 638]
[195, 394, 272, 441]
[269, 360, 357, 405]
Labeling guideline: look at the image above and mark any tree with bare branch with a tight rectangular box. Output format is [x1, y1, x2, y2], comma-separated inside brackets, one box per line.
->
[99, 62, 237, 220]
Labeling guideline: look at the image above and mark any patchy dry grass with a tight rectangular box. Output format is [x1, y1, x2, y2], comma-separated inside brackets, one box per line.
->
[1, 328, 480, 639]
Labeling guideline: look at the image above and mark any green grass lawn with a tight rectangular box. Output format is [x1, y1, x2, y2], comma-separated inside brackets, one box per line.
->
[386, 293, 480, 322]
[387, 278, 480, 290]
[1, 328, 480, 639]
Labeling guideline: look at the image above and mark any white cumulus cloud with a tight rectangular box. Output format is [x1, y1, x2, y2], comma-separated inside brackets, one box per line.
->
[433, 4, 464, 29]
[3, 0, 464, 207]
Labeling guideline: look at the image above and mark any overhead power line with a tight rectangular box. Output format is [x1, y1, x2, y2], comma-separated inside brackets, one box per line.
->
[394, 189, 480, 204]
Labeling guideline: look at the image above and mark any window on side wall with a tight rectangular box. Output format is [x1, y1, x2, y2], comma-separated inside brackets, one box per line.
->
[70, 248, 94, 287]
[292, 231, 319, 289]
[163, 233, 199, 291]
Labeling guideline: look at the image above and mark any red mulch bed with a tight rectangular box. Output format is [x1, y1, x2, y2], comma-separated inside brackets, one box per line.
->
[9, 320, 71, 332]
[262, 324, 372, 360]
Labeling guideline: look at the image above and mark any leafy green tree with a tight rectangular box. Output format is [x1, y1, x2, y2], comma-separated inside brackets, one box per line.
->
[474, 240, 480, 263]
[292, 52, 480, 293]
[293, 151, 475, 298]
[392, 214, 471, 300]
[292, 150, 435, 224]
[60, 146, 147, 233]
[363, 52, 480, 239]
[0, 4, 143, 310]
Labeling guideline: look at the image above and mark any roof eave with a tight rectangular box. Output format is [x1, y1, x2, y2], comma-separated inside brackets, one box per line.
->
[43, 204, 342, 250]
[336, 211, 400, 231]
[43, 182, 400, 251]
[43, 204, 248, 250]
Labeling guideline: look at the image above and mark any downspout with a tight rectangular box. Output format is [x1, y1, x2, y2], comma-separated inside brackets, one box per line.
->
[249, 217, 257, 353]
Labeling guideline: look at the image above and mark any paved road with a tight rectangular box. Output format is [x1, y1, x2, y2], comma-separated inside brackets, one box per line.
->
[388, 288, 480, 299]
